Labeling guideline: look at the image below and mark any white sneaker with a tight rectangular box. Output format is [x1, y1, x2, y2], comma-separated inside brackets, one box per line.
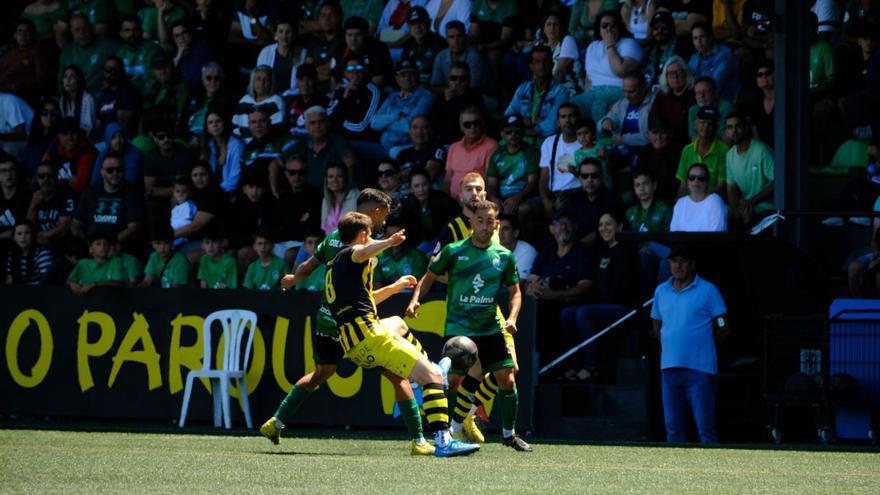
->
[436, 357, 452, 387]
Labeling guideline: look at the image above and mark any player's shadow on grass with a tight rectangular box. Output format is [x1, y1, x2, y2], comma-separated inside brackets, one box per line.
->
[259, 451, 353, 457]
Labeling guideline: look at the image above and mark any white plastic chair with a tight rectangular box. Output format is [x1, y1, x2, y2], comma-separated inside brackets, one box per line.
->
[179, 309, 257, 429]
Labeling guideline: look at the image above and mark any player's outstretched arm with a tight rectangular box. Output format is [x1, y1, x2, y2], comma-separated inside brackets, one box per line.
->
[280, 255, 321, 291]
[504, 283, 522, 335]
[351, 229, 406, 262]
[405, 272, 438, 317]
[374, 275, 418, 304]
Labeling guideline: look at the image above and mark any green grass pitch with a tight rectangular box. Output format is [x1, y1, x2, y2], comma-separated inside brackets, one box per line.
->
[1, 427, 879, 494]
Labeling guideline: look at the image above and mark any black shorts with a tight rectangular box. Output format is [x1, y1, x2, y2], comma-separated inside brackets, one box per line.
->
[445, 332, 514, 374]
[313, 332, 344, 365]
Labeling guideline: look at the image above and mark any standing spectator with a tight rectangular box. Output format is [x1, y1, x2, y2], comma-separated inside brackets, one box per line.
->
[272, 156, 321, 264]
[116, 15, 163, 93]
[4, 221, 53, 285]
[688, 22, 739, 103]
[26, 161, 73, 253]
[232, 65, 285, 143]
[396, 115, 447, 183]
[648, 56, 696, 147]
[499, 213, 537, 279]
[256, 17, 304, 95]
[401, 6, 446, 88]
[72, 153, 146, 244]
[677, 106, 728, 196]
[341, 16, 395, 87]
[320, 162, 359, 234]
[444, 106, 498, 199]
[651, 244, 729, 444]
[538, 103, 583, 214]
[568, 0, 618, 43]
[724, 112, 774, 227]
[670, 163, 727, 232]
[19, 100, 61, 178]
[0, 92, 35, 157]
[505, 45, 570, 139]
[286, 64, 330, 142]
[568, 158, 624, 246]
[573, 10, 643, 122]
[599, 72, 657, 149]
[328, 55, 383, 166]
[746, 61, 775, 148]
[642, 11, 692, 88]
[93, 56, 141, 137]
[376, 0, 426, 49]
[201, 110, 245, 194]
[371, 60, 434, 156]
[424, 0, 473, 37]
[687, 76, 734, 140]
[41, 118, 97, 196]
[143, 120, 194, 200]
[59, 65, 97, 135]
[278, 106, 357, 190]
[431, 61, 484, 144]
[91, 123, 144, 187]
[430, 21, 488, 94]
[0, 19, 52, 105]
[486, 115, 539, 215]
[58, 15, 118, 94]
[144, 0, 188, 42]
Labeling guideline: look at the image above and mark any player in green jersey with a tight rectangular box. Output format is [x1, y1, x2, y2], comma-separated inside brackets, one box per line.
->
[407, 199, 533, 451]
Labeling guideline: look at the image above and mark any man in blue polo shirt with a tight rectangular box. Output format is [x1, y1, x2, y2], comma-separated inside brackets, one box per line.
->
[651, 244, 729, 444]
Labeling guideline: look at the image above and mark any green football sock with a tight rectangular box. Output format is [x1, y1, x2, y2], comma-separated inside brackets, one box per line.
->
[274, 385, 311, 423]
[398, 398, 424, 440]
[498, 387, 519, 431]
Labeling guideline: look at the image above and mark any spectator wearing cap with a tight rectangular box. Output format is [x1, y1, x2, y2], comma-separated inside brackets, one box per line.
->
[143, 52, 191, 129]
[256, 18, 304, 95]
[648, 56, 695, 147]
[328, 54, 384, 168]
[688, 77, 734, 140]
[424, 0, 472, 37]
[599, 72, 656, 149]
[303, 1, 345, 95]
[634, 116, 681, 204]
[93, 56, 142, 138]
[341, 16, 395, 87]
[72, 152, 146, 247]
[431, 61, 485, 145]
[285, 64, 330, 142]
[724, 112, 774, 227]
[505, 45, 570, 139]
[41, 117, 97, 196]
[396, 115, 447, 184]
[688, 22, 739, 103]
[676, 105, 728, 197]
[651, 243, 729, 444]
[57, 15, 119, 94]
[401, 6, 447, 88]
[430, 21, 490, 95]
[642, 10, 692, 88]
[232, 66, 285, 144]
[0, 92, 35, 157]
[371, 60, 435, 156]
[499, 212, 537, 280]
[670, 163, 727, 232]
[487, 115, 539, 215]
[143, 119, 195, 200]
[568, 157, 624, 246]
[115, 15, 163, 94]
[444, 107, 498, 199]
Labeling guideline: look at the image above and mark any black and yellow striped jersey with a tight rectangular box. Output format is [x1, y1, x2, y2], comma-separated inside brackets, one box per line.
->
[326, 246, 378, 325]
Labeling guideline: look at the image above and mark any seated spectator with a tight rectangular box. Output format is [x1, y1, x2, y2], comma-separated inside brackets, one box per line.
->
[140, 224, 191, 288]
[142, 0, 188, 42]
[340, 16, 395, 87]
[375, 214, 428, 288]
[66, 231, 124, 295]
[59, 65, 97, 135]
[4, 220, 52, 284]
[400, 7, 446, 88]
[142, 53, 191, 130]
[687, 77, 734, 140]
[505, 45, 570, 139]
[241, 108, 288, 174]
[232, 66, 285, 143]
[648, 56, 696, 146]
[110, 236, 142, 287]
[294, 229, 327, 292]
[286, 64, 329, 142]
[688, 22, 739, 103]
[567, 158, 624, 246]
[534, 12, 582, 96]
[170, 178, 197, 249]
[425, 0, 472, 37]
[272, 156, 321, 264]
[201, 109, 244, 194]
[242, 229, 288, 291]
[431, 61, 485, 145]
[197, 226, 238, 289]
[829, 125, 874, 170]
[670, 163, 727, 232]
[538, 103, 583, 214]
[72, 153, 145, 246]
[567, 0, 614, 43]
[599, 72, 657, 149]
[724, 113, 774, 227]
[143, 119, 194, 200]
[848, 228, 880, 298]
[430, 21, 489, 95]
[559, 210, 639, 381]
[256, 17, 303, 95]
[444, 106, 498, 199]
[115, 15, 163, 93]
[371, 60, 434, 156]
[26, 161, 74, 251]
[0, 92, 35, 157]
[400, 169, 460, 251]
[621, 0, 657, 42]
[642, 11, 693, 88]
[321, 162, 359, 234]
[19, 99, 62, 177]
[573, 117, 611, 186]
[634, 116, 682, 204]
[328, 54, 383, 156]
[41, 117, 97, 195]
[44, 236, 87, 285]
[0, 155, 30, 255]
[19, 1, 70, 41]
[746, 61, 775, 148]
[0, 20, 51, 105]
[174, 162, 231, 262]
[302, 1, 345, 95]
[376, 0, 419, 49]
[808, 12, 836, 97]
[185, 62, 236, 139]
[486, 115, 539, 215]
[277, 106, 357, 190]
[677, 106, 728, 197]
[396, 115, 447, 184]
[93, 56, 141, 137]
[499, 213, 537, 279]
[91, 123, 144, 187]
[625, 169, 672, 286]
[170, 20, 217, 92]
[231, 169, 277, 268]
[573, 10, 643, 122]
[58, 15, 118, 94]
[376, 158, 410, 211]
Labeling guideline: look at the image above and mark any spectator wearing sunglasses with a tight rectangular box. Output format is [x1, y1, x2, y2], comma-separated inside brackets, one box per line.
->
[27, 161, 74, 253]
[487, 115, 539, 215]
[568, 158, 623, 247]
[273, 155, 321, 265]
[72, 152, 146, 247]
[670, 163, 727, 232]
[444, 106, 497, 199]
[371, 60, 434, 157]
[91, 122, 144, 188]
[328, 55, 383, 169]
[432, 61, 484, 145]
[143, 119, 195, 200]
[93, 56, 141, 138]
[430, 21, 489, 96]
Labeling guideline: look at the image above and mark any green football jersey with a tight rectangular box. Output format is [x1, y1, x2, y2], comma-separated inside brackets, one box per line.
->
[429, 239, 519, 337]
[243, 257, 288, 291]
[68, 257, 125, 285]
[376, 247, 428, 287]
[144, 252, 190, 288]
[295, 263, 326, 292]
[312, 230, 344, 336]
[197, 254, 238, 289]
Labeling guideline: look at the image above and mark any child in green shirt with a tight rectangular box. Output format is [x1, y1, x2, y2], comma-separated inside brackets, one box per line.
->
[67, 232, 125, 295]
[141, 224, 191, 288]
[243, 229, 289, 290]
[197, 228, 238, 289]
[574, 117, 612, 187]
[295, 229, 326, 292]
[109, 237, 142, 286]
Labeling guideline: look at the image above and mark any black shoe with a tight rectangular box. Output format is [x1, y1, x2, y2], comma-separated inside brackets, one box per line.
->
[502, 434, 533, 452]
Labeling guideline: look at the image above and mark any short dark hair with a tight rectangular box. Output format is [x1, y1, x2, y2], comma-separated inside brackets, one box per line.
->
[579, 157, 603, 172]
[691, 21, 713, 38]
[575, 117, 596, 133]
[446, 20, 466, 34]
[169, 19, 190, 33]
[468, 199, 499, 216]
[632, 168, 656, 182]
[558, 102, 579, 117]
[724, 111, 746, 125]
[357, 188, 392, 210]
[377, 157, 400, 172]
[592, 9, 631, 39]
[119, 14, 141, 27]
[297, 63, 317, 79]
[531, 44, 552, 61]
[599, 209, 626, 225]
[252, 227, 273, 243]
[344, 16, 369, 33]
[338, 212, 373, 244]
[499, 213, 519, 230]
[102, 152, 124, 167]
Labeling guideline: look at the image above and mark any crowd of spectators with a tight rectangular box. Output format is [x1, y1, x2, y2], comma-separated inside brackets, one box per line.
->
[2, 1, 880, 368]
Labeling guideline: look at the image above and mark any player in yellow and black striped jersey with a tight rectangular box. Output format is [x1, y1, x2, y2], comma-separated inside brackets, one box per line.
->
[325, 211, 480, 457]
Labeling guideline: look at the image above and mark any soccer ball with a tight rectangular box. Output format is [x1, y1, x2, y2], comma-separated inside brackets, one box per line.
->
[442, 336, 478, 371]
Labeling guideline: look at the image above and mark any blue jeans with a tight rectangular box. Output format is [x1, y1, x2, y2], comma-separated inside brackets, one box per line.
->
[559, 303, 630, 370]
[661, 367, 718, 444]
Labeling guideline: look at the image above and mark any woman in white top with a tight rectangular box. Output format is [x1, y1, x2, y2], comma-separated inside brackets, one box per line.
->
[321, 162, 359, 235]
[59, 64, 96, 135]
[536, 12, 582, 95]
[231, 65, 285, 142]
[620, 0, 656, 43]
[425, 0, 472, 37]
[670, 163, 727, 232]
[572, 9, 643, 122]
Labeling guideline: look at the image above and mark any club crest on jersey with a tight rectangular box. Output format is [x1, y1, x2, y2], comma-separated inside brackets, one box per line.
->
[492, 257, 501, 269]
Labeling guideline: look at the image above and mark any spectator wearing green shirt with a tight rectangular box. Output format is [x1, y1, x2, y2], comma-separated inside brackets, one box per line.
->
[143, 119, 194, 200]
[116, 15, 162, 93]
[58, 15, 119, 94]
[197, 227, 237, 289]
[676, 105, 728, 197]
[487, 115, 540, 216]
[573, 117, 612, 187]
[140, 224, 190, 288]
[294, 229, 326, 292]
[723, 113, 774, 228]
[67, 232, 125, 295]
[243, 229, 288, 291]
[72, 0, 115, 35]
[142, 0, 188, 44]
[625, 169, 672, 286]
[110, 237, 141, 286]
[142, 53, 190, 128]
[808, 12, 836, 95]
[375, 215, 428, 289]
